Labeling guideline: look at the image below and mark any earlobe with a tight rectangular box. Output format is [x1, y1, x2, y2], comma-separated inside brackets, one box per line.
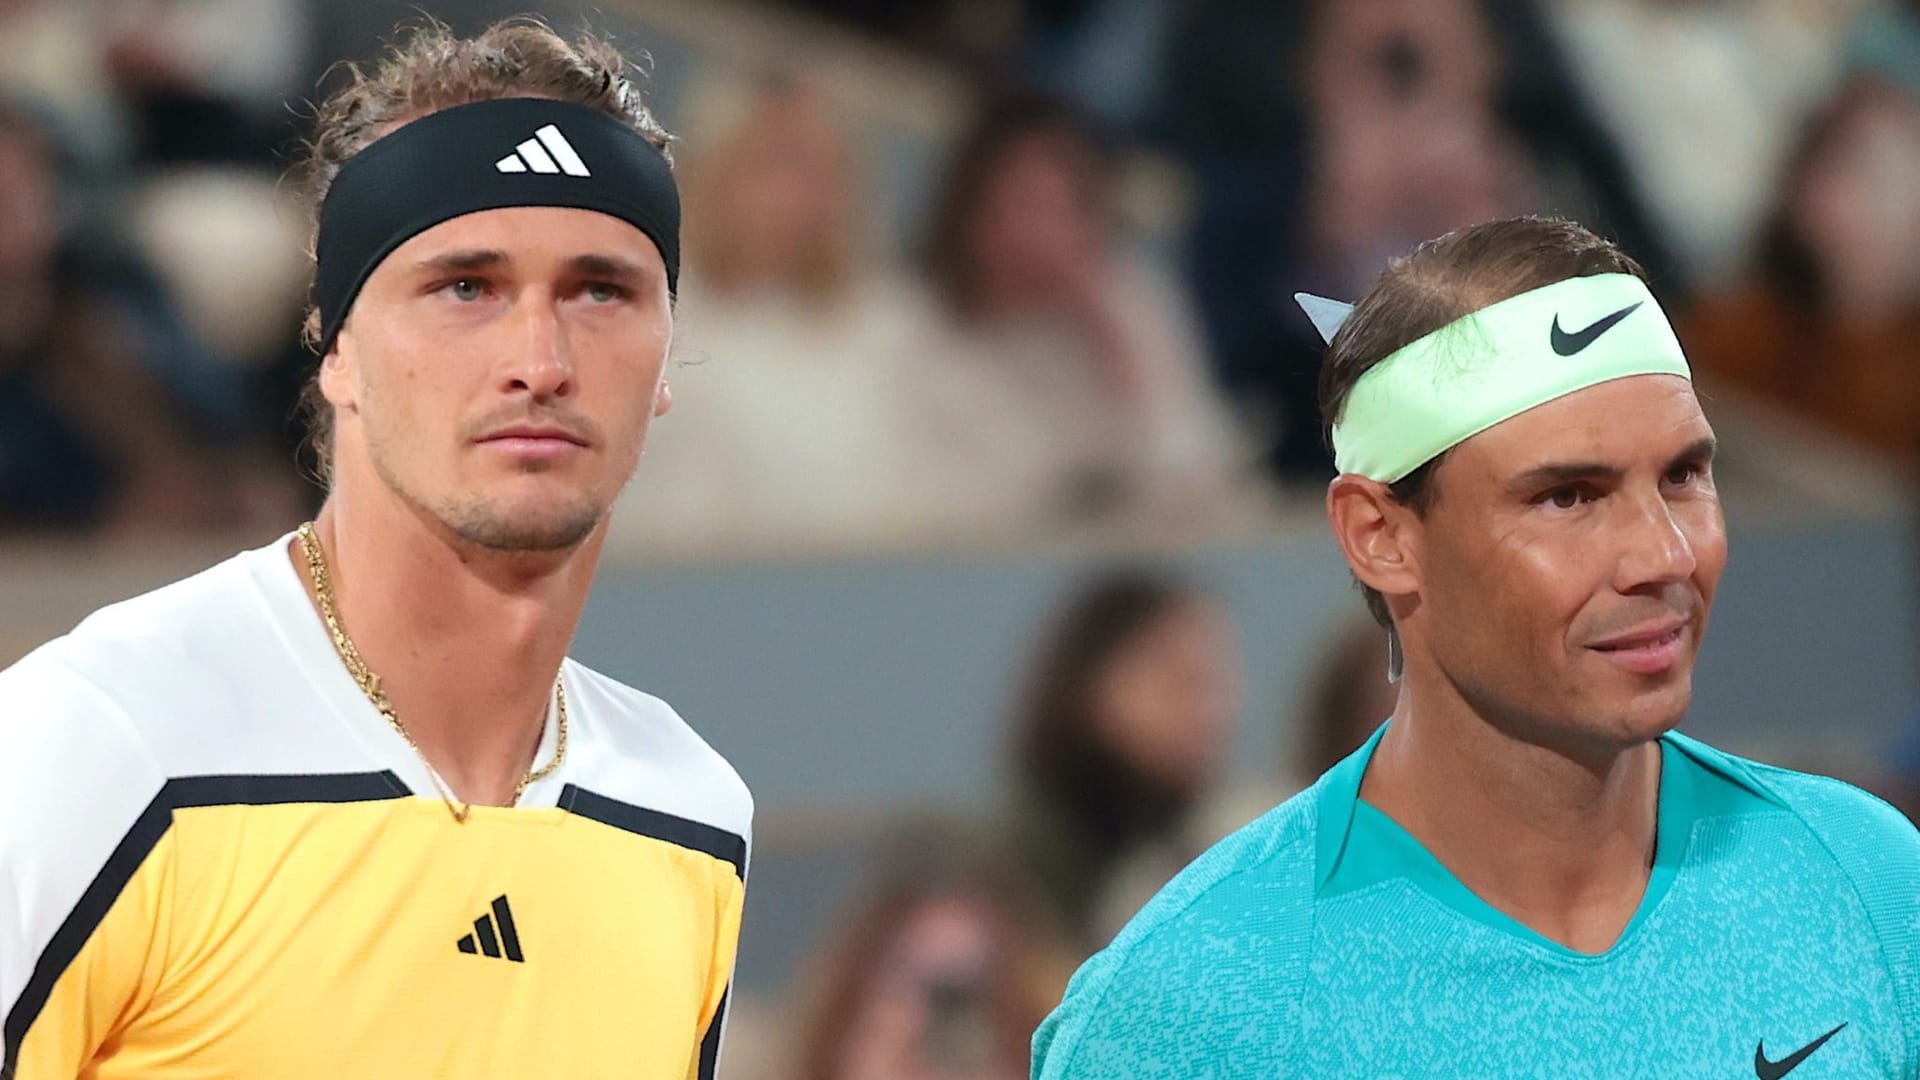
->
[1326, 475, 1422, 600]
[317, 343, 356, 410]
[653, 380, 672, 418]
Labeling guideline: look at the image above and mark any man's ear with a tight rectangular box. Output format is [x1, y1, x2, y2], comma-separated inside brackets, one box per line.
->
[1326, 473, 1424, 601]
[652, 378, 672, 418]
[319, 332, 357, 411]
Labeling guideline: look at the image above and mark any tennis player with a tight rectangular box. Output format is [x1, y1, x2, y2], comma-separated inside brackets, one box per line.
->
[1031, 216, 1920, 1077]
[0, 21, 750, 1079]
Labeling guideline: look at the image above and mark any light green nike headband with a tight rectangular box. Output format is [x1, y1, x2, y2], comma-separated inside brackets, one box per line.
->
[1314, 273, 1691, 484]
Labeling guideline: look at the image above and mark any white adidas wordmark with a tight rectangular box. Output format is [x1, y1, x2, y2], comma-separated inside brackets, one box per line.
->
[495, 124, 591, 177]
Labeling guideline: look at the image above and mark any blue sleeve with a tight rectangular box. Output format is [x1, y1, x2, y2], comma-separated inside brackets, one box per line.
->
[1756, 767, 1920, 1077]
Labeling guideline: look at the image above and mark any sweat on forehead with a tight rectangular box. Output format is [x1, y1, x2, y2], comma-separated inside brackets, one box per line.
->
[312, 97, 680, 354]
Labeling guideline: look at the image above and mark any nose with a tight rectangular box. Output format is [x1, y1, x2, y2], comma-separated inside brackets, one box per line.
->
[1613, 487, 1697, 594]
[500, 293, 574, 401]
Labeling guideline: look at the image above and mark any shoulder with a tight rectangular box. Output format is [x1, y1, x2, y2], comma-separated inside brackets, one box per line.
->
[1669, 729, 1920, 862]
[0, 640, 163, 789]
[0, 545, 273, 755]
[1032, 787, 1320, 1079]
[1, 544, 350, 780]
[0, 543, 307, 825]
[1737, 753, 1920, 890]
[559, 660, 753, 844]
[8, 546, 276, 721]
[1681, 734, 1920, 951]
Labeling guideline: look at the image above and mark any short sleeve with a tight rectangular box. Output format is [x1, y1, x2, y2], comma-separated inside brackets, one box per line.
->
[0, 651, 171, 1077]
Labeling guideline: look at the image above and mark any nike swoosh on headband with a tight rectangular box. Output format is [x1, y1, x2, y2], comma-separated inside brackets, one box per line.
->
[1550, 301, 1643, 356]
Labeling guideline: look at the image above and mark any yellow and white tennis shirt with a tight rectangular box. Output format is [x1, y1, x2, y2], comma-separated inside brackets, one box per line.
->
[0, 537, 751, 1079]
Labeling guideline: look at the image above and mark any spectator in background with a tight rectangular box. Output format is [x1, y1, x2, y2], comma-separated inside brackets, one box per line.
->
[1300, 0, 1543, 300]
[915, 94, 1256, 537]
[1155, 0, 1664, 484]
[1007, 569, 1242, 953]
[0, 100, 231, 534]
[0, 0, 309, 168]
[2, 0, 319, 521]
[614, 74, 932, 554]
[794, 824, 1073, 1080]
[1684, 74, 1920, 468]
[101, 0, 311, 166]
[1539, 0, 1872, 285]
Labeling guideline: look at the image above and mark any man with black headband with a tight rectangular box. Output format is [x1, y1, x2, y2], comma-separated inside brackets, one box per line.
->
[0, 21, 749, 1079]
[1031, 217, 1920, 1077]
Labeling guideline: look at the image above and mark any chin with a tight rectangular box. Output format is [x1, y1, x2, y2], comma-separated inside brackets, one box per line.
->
[1596, 679, 1694, 746]
[437, 488, 607, 553]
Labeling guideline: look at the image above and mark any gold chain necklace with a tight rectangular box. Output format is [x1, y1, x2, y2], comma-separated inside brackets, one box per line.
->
[295, 521, 567, 822]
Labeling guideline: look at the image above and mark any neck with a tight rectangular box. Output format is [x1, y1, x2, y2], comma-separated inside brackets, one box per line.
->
[1357, 656, 1662, 953]
[291, 483, 603, 807]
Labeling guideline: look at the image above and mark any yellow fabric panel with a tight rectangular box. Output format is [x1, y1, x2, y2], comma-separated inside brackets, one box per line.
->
[14, 835, 175, 1079]
[35, 797, 740, 1080]
[686, 864, 745, 1080]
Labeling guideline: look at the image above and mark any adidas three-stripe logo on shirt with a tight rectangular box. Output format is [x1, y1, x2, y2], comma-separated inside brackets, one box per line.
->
[495, 125, 591, 177]
[457, 895, 525, 962]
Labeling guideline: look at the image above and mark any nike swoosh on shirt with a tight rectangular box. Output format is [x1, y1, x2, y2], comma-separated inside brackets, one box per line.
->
[1549, 301, 1643, 356]
[1754, 1022, 1847, 1079]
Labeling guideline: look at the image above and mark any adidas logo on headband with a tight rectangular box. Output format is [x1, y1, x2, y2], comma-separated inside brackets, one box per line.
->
[494, 124, 591, 177]
[314, 98, 681, 352]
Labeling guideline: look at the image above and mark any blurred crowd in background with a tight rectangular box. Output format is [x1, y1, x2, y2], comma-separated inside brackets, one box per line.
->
[3, 0, 1919, 1075]
[4, 0, 1917, 546]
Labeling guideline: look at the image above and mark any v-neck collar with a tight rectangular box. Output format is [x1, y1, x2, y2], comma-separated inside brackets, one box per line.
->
[1313, 721, 1780, 960]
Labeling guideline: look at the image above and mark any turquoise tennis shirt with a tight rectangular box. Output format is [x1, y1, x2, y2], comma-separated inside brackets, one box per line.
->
[1032, 726, 1920, 1078]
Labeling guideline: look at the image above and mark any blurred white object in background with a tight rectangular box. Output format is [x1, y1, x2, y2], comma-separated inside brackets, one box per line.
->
[129, 167, 308, 362]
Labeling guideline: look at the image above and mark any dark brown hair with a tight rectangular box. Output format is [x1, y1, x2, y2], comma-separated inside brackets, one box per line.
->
[1752, 77, 1915, 312]
[289, 18, 672, 485]
[920, 91, 1118, 320]
[1317, 216, 1646, 629]
[1012, 568, 1208, 842]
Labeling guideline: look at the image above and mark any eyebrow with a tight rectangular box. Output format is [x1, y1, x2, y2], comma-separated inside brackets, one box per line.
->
[1505, 436, 1718, 495]
[567, 253, 650, 284]
[412, 249, 508, 276]
[408, 251, 652, 284]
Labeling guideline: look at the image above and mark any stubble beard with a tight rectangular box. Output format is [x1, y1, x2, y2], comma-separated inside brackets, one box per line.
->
[369, 443, 606, 554]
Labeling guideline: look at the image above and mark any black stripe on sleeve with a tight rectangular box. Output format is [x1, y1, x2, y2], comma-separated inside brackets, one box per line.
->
[2, 770, 408, 1075]
[696, 985, 729, 1080]
[556, 785, 746, 877]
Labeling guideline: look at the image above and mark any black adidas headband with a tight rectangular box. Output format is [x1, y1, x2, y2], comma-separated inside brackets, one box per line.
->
[312, 97, 680, 353]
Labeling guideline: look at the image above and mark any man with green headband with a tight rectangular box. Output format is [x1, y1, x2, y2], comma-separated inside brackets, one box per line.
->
[1031, 217, 1920, 1077]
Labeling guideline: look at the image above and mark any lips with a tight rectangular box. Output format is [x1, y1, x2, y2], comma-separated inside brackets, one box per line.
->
[1588, 618, 1687, 652]
[476, 425, 588, 447]
[1588, 618, 1688, 676]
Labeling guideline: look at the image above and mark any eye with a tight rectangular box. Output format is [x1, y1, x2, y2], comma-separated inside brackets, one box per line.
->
[1665, 463, 1700, 487]
[1548, 487, 1582, 510]
[444, 278, 488, 302]
[584, 282, 629, 303]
